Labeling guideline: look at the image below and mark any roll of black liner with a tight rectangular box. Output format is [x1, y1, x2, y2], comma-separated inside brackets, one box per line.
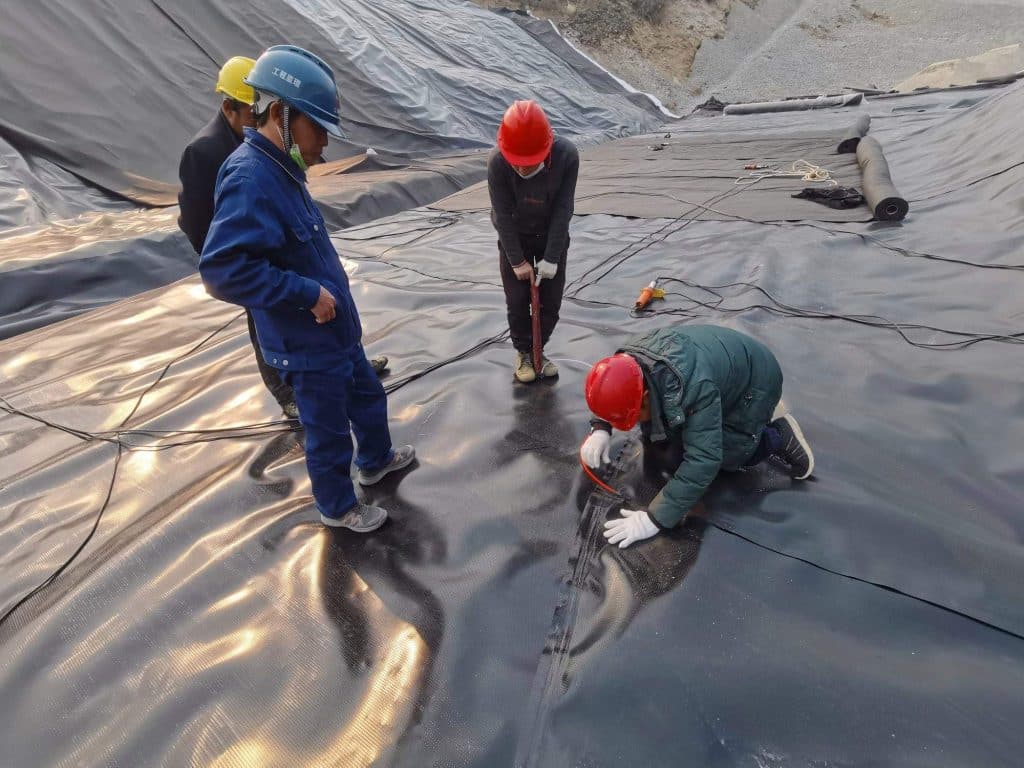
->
[856, 136, 909, 221]
[837, 114, 871, 154]
[723, 92, 863, 115]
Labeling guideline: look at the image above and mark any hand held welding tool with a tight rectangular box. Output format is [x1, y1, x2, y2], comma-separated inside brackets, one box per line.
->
[634, 279, 665, 311]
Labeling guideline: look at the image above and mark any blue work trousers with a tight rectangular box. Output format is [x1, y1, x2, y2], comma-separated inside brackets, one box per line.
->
[282, 347, 393, 518]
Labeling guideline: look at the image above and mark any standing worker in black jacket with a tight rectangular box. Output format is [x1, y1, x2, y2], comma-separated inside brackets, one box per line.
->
[178, 57, 258, 255]
[178, 56, 386, 419]
[488, 100, 579, 383]
[177, 55, 299, 418]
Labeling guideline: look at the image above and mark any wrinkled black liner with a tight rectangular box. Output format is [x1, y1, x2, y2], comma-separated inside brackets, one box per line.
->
[0, 0, 663, 209]
[1, 82, 1022, 766]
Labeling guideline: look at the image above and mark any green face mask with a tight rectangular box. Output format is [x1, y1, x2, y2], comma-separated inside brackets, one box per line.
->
[289, 144, 308, 172]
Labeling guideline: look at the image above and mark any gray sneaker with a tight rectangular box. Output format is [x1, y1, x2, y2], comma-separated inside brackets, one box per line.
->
[357, 445, 416, 486]
[320, 503, 388, 532]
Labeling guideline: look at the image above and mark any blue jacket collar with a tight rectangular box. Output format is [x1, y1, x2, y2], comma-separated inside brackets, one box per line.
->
[244, 127, 307, 184]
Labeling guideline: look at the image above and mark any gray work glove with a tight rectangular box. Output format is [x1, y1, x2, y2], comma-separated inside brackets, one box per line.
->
[536, 259, 558, 281]
[603, 509, 659, 548]
[581, 430, 611, 468]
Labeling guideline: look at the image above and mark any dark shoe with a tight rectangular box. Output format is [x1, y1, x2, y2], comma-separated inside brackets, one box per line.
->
[320, 503, 388, 532]
[282, 401, 300, 420]
[771, 413, 814, 480]
[357, 445, 416, 486]
[370, 355, 389, 375]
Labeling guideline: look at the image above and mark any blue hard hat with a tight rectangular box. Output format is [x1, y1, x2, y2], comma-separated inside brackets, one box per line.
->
[245, 45, 343, 138]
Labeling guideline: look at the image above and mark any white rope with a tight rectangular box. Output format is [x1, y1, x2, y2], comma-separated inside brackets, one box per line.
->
[545, 357, 592, 369]
[735, 159, 838, 186]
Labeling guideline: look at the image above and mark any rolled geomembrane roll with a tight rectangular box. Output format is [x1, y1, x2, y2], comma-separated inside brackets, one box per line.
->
[723, 92, 863, 115]
[836, 114, 871, 154]
[856, 136, 909, 221]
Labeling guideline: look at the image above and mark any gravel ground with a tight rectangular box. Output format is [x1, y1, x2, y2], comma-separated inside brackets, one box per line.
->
[472, 1, 738, 112]
[472, 0, 1024, 113]
[683, 0, 1024, 109]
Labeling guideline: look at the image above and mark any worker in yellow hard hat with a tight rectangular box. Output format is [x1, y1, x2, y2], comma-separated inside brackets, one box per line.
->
[215, 55, 258, 114]
[178, 55, 302, 417]
[179, 56, 257, 253]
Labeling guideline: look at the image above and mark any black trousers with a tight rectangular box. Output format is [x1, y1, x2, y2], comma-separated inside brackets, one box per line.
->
[642, 425, 781, 481]
[246, 309, 295, 408]
[498, 237, 568, 355]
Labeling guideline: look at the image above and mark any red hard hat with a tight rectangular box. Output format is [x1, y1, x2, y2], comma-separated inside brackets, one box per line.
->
[497, 100, 554, 166]
[585, 354, 645, 431]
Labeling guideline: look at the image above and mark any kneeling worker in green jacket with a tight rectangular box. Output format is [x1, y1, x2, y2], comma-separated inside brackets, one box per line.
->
[582, 324, 814, 548]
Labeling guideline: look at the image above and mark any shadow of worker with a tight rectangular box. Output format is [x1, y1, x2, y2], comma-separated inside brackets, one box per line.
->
[316, 493, 446, 752]
[492, 382, 582, 519]
[567, 434, 709, 671]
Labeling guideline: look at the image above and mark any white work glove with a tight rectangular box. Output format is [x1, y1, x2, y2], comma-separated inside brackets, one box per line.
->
[603, 509, 659, 549]
[536, 259, 558, 281]
[581, 429, 611, 468]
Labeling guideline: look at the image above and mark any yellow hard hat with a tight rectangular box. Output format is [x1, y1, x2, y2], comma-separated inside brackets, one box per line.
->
[215, 56, 257, 105]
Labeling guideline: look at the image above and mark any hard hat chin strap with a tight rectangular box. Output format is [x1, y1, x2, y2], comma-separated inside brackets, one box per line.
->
[274, 103, 308, 172]
[281, 104, 292, 151]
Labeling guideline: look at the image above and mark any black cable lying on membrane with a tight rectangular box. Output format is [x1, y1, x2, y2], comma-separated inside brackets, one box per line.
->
[0, 321, 512, 629]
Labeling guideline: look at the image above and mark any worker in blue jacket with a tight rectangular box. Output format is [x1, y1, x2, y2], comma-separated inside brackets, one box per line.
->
[199, 46, 415, 532]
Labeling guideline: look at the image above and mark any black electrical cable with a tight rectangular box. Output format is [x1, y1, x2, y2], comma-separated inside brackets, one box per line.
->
[117, 426, 299, 452]
[710, 520, 1024, 643]
[1, 325, 510, 458]
[907, 159, 1024, 204]
[119, 311, 247, 427]
[566, 183, 754, 296]
[374, 221, 463, 260]
[0, 311, 515, 630]
[334, 212, 443, 236]
[590, 448, 1024, 643]
[559, 181, 1021, 350]
[104, 419, 296, 437]
[631, 276, 1024, 350]
[794, 222, 1024, 272]
[334, 212, 461, 243]
[333, 215, 465, 263]
[9, 155, 1015, 628]
[641, 192, 1024, 272]
[0, 394, 117, 445]
[383, 330, 511, 394]
[355, 260, 502, 290]
[0, 443, 123, 629]
[615, 280, 1023, 350]
[0, 311, 248, 629]
[0, 396, 303, 450]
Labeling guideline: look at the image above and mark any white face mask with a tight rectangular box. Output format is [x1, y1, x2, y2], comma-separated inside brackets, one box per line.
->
[515, 164, 544, 179]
